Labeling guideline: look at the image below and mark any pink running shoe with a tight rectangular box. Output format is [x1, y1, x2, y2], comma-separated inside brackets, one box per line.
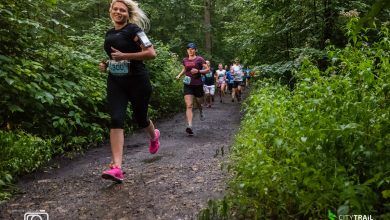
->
[101, 166, 124, 183]
[149, 129, 160, 154]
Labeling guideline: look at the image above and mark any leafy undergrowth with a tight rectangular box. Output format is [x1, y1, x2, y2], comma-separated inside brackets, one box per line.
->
[200, 20, 389, 219]
[0, 2, 183, 201]
[0, 131, 52, 201]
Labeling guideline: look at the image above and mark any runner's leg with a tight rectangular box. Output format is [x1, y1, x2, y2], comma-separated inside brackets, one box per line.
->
[237, 84, 242, 102]
[232, 82, 237, 102]
[106, 75, 128, 168]
[218, 84, 222, 102]
[110, 128, 124, 168]
[144, 120, 156, 139]
[204, 86, 211, 107]
[210, 85, 215, 107]
[185, 94, 194, 127]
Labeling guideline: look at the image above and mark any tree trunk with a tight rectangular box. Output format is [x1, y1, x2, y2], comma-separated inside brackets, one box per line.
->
[322, 0, 334, 48]
[204, 0, 212, 55]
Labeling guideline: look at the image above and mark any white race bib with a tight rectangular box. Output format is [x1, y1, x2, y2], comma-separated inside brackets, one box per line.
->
[183, 76, 191, 85]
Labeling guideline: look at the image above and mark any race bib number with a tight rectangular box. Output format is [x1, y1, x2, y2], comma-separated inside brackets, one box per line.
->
[183, 76, 191, 85]
[108, 60, 130, 76]
[205, 72, 212, 78]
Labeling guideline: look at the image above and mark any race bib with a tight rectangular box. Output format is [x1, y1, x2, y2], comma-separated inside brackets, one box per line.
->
[205, 72, 212, 78]
[183, 76, 191, 85]
[108, 60, 130, 76]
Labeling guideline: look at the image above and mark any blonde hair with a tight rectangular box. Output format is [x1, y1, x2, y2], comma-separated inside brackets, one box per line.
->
[110, 0, 150, 31]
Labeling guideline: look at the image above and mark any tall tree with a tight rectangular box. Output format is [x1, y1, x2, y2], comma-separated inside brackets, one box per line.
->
[210, 0, 383, 65]
[204, 0, 212, 55]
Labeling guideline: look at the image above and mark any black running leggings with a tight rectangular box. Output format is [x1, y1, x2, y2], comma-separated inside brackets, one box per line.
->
[107, 74, 152, 129]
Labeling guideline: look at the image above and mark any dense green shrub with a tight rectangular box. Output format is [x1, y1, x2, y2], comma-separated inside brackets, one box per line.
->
[147, 42, 184, 117]
[0, 131, 52, 201]
[253, 48, 326, 89]
[0, 1, 183, 201]
[200, 21, 389, 219]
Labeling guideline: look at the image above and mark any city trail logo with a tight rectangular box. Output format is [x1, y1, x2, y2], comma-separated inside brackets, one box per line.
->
[328, 210, 374, 220]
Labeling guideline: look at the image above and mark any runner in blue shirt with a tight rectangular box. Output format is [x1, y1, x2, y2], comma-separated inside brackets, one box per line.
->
[245, 67, 251, 87]
[226, 66, 234, 95]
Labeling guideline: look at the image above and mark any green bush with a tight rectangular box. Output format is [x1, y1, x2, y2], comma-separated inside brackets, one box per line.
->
[147, 41, 184, 117]
[0, 130, 52, 201]
[200, 20, 390, 219]
[0, 1, 183, 201]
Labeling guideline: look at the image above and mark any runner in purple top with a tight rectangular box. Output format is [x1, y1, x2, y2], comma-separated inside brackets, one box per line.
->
[176, 43, 209, 136]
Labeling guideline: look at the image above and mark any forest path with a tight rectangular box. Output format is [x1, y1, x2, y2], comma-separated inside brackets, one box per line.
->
[0, 92, 244, 220]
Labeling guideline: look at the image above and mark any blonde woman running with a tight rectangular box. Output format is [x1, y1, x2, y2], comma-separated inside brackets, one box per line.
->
[98, 0, 160, 183]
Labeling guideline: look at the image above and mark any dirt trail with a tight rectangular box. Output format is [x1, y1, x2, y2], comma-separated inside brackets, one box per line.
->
[0, 94, 244, 220]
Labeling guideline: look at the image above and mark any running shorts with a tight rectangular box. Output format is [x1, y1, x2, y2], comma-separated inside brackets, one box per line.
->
[184, 84, 204, 98]
[203, 85, 215, 95]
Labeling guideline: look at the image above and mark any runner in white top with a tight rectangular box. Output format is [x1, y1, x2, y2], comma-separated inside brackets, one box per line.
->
[232, 58, 243, 102]
[215, 63, 227, 103]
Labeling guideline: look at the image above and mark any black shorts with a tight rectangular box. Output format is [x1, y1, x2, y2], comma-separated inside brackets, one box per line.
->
[107, 74, 152, 129]
[184, 84, 204, 98]
[233, 81, 243, 88]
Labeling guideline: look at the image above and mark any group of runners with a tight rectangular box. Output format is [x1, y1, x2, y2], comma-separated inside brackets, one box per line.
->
[176, 42, 252, 137]
[98, 0, 253, 183]
[203, 58, 253, 107]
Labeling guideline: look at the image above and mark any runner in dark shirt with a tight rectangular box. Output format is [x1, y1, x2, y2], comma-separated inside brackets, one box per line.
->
[98, 0, 160, 183]
[203, 60, 216, 108]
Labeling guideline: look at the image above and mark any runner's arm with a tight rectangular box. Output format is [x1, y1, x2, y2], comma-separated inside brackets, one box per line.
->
[176, 66, 186, 80]
[110, 35, 156, 61]
[99, 61, 107, 73]
[191, 63, 209, 75]
[199, 63, 210, 75]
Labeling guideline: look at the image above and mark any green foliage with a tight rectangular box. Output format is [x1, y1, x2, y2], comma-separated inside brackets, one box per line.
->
[54, 0, 109, 35]
[0, 0, 183, 201]
[143, 0, 205, 57]
[200, 21, 390, 219]
[215, 0, 386, 65]
[0, 131, 52, 174]
[0, 33, 109, 153]
[147, 41, 184, 117]
[0, 130, 52, 201]
[252, 47, 325, 89]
